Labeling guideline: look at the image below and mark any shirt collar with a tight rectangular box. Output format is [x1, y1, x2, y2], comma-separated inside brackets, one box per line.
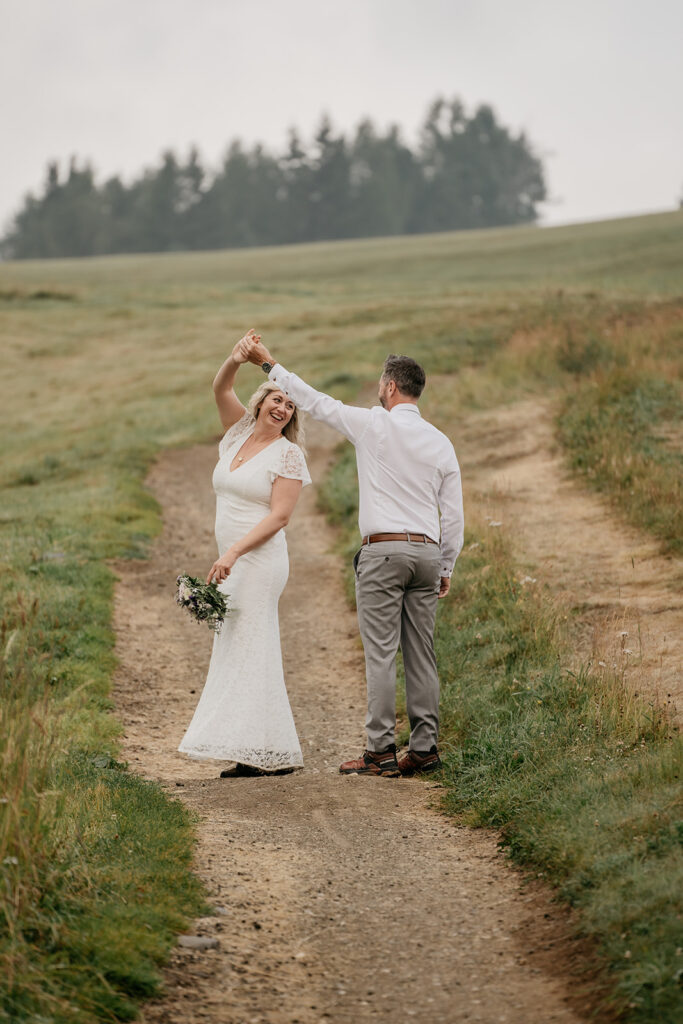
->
[391, 403, 422, 416]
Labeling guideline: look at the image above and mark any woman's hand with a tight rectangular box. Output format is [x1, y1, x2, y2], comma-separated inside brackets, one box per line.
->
[231, 328, 261, 364]
[207, 547, 239, 584]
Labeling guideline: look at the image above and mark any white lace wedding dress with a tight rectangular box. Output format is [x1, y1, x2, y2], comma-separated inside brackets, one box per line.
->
[178, 412, 311, 771]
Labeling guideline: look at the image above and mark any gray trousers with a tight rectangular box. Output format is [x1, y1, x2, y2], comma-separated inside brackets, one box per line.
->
[354, 540, 442, 753]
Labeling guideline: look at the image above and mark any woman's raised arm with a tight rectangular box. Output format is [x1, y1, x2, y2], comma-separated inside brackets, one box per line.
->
[212, 329, 261, 429]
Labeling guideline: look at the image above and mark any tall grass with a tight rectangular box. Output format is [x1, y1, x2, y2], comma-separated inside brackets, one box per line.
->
[0, 600, 205, 1022]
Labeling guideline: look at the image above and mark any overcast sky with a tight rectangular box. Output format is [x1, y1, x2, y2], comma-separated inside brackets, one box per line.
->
[2, 0, 682, 233]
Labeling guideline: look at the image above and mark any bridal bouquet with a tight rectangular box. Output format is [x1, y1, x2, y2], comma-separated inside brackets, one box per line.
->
[175, 574, 228, 632]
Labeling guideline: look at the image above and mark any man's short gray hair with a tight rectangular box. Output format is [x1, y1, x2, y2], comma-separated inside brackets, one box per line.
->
[382, 354, 426, 399]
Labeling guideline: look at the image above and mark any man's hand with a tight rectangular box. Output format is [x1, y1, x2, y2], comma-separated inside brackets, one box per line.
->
[247, 340, 275, 368]
[438, 576, 451, 599]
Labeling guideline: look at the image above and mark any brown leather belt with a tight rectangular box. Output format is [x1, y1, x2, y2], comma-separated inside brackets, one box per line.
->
[362, 532, 438, 545]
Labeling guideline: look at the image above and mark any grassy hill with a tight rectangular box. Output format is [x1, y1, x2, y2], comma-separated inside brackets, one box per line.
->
[1, 211, 681, 1022]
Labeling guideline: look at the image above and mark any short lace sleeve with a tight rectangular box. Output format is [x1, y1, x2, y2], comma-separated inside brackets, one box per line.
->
[270, 442, 312, 487]
[218, 412, 254, 457]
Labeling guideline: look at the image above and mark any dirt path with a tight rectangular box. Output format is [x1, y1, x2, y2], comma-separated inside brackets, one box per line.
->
[113, 425, 588, 1024]
[458, 399, 682, 724]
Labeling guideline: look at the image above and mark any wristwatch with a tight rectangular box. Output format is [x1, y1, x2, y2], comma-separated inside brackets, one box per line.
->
[261, 361, 273, 374]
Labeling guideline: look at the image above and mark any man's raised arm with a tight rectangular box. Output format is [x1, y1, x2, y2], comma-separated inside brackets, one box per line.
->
[248, 341, 371, 444]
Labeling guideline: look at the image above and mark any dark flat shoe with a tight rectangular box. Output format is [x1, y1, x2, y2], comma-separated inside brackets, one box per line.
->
[219, 763, 300, 778]
[219, 762, 264, 778]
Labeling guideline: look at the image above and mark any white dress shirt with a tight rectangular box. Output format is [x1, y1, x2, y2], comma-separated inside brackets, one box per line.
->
[269, 365, 464, 575]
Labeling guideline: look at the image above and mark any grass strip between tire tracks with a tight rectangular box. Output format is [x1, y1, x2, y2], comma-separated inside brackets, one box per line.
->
[320, 444, 683, 1024]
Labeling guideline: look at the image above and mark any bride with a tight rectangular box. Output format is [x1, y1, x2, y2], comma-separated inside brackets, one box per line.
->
[178, 329, 311, 776]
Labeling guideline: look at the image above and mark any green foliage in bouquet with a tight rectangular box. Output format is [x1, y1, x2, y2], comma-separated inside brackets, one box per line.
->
[175, 574, 228, 632]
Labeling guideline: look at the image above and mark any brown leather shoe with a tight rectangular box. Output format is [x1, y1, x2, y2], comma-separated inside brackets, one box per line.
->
[398, 745, 442, 776]
[339, 745, 400, 777]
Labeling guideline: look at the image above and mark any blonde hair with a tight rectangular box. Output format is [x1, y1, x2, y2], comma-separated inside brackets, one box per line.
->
[247, 380, 306, 450]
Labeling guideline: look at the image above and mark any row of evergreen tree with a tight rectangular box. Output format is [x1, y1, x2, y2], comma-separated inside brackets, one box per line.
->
[2, 98, 547, 259]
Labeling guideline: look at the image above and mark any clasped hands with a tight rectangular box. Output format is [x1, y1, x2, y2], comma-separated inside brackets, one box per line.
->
[232, 328, 274, 369]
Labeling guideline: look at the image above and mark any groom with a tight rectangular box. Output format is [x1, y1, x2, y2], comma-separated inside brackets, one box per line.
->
[247, 340, 464, 777]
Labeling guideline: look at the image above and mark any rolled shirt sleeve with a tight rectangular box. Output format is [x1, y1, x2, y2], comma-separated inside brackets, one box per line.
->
[269, 364, 371, 444]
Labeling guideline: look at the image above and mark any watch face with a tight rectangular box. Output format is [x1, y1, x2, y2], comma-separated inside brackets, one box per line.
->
[262, 361, 273, 374]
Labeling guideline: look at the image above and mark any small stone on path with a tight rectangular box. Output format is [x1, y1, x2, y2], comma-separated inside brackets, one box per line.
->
[178, 935, 219, 951]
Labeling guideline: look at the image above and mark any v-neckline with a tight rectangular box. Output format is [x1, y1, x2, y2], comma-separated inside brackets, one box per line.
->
[228, 432, 283, 473]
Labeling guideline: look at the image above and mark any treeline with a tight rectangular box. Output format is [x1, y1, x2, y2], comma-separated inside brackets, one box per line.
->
[2, 98, 547, 259]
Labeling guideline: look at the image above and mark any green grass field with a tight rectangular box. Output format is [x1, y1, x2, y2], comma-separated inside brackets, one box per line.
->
[1, 211, 682, 1021]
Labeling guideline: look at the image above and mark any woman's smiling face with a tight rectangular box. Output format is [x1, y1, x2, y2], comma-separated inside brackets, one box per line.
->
[258, 389, 295, 431]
